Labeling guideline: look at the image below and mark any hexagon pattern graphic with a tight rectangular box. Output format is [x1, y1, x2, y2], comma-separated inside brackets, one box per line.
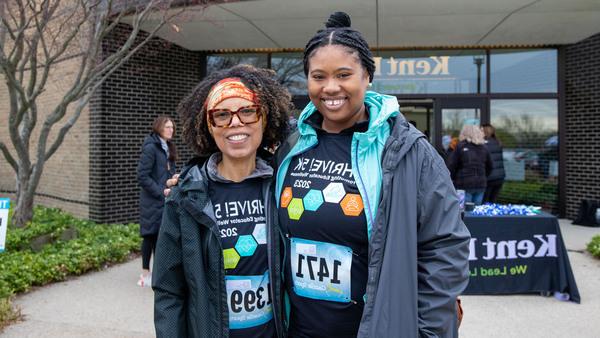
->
[303, 189, 324, 211]
[287, 198, 304, 220]
[223, 248, 240, 269]
[235, 235, 258, 257]
[252, 223, 267, 244]
[281, 187, 293, 208]
[340, 193, 364, 216]
[323, 182, 345, 203]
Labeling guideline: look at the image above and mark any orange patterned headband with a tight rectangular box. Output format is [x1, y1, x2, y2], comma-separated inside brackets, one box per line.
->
[205, 78, 257, 110]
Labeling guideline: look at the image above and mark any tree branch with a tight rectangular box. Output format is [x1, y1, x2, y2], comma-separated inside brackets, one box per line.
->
[0, 12, 17, 43]
[29, 0, 92, 103]
[76, 1, 179, 102]
[45, 0, 81, 51]
[44, 96, 88, 161]
[0, 142, 18, 172]
[37, 0, 179, 165]
[5, 78, 31, 173]
[7, 0, 30, 66]
[93, 0, 161, 71]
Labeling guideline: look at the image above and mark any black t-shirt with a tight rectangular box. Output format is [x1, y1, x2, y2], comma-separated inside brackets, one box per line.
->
[278, 118, 369, 337]
[209, 178, 275, 338]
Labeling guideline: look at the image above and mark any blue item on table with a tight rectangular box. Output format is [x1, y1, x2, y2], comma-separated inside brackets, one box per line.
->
[471, 203, 541, 216]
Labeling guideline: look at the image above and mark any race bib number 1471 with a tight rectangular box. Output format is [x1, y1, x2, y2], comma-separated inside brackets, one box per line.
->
[290, 237, 352, 303]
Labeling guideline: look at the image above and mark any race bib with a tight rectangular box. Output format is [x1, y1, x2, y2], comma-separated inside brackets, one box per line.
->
[225, 271, 273, 329]
[290, 237, 352, 303]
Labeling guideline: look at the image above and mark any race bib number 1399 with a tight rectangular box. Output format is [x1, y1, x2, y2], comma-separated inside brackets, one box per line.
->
[290, 237, 352, 303]
[225, 271, 273, 329]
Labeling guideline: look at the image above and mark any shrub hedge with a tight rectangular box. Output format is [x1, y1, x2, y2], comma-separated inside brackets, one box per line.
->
[588, 235, 600, 259]
[0, 207, 141, 329]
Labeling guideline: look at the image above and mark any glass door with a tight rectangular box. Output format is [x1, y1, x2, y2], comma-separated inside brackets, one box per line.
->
[435, 98, 487, 153]
[398, 99, 434, 142]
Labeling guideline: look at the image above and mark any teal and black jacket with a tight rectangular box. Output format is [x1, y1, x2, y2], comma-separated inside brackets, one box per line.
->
[152, 154, 284, 338]
[275, 91, 471, 337]
[276, 91, 397, 238]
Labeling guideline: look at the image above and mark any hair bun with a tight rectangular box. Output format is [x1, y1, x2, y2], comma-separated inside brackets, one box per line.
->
[325, 11, 351, 28]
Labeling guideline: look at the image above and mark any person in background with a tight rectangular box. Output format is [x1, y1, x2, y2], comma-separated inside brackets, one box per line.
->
[437, 134, 453, 163]
[153, 65, 290, 337]
[288, 114, 298, 131]
[481, 123, 505, 203]
[446, 136, 459, 161]
[448, 124, 492, 206]
[136, 116, 177, 287]
[274, 11, 470, 337]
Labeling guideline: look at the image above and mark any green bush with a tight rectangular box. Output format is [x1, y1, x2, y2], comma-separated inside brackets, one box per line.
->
[587, 235, 600, 259]
[0, 207, 141, 299]
[497, 180, 558, 209]
[5, 206, 81, 251]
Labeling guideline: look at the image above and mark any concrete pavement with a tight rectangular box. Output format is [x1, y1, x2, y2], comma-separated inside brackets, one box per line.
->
[1, 258, 155, 338]
[2, 220, 600, 337]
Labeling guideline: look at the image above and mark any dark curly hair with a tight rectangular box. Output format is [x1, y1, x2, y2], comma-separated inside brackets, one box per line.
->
[303, 11, 375, 82]
[179, 64, 292, 156]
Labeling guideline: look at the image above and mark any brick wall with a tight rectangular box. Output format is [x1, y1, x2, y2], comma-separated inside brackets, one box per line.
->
[89, 24, 203, 224]
[0, 56, 90, 219]
[565, 32, 600, 219]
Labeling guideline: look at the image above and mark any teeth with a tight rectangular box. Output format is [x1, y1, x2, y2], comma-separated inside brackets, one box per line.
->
[324, 99, 344, 106]
[227, 134, 248, 141]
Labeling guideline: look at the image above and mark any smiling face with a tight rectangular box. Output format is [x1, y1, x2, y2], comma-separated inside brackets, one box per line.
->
[209, 97, 264, 163]
[307, 44, 370, 133]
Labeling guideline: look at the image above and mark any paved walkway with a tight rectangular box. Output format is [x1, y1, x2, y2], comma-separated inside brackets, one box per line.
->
[1, 258, 155, 338]
[1, 220, 599, 337]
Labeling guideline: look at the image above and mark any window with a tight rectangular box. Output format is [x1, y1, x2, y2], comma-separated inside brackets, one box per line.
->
[490, 49, 557, 93]
[270, 53, 306, 96]
[490, 99, 558, 211]
[371, 50, 487, 94]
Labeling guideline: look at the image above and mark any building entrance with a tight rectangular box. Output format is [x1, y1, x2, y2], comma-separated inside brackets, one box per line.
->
[435, 97, 487, 150]
[398, 97, 487, 155]
[398, 99, 434, 141]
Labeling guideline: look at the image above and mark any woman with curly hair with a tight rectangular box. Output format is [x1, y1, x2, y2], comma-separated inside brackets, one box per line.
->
[153, 64, 291, 338]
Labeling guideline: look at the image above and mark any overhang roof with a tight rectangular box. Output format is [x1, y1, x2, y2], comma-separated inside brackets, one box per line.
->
[137, 0, 600, 51]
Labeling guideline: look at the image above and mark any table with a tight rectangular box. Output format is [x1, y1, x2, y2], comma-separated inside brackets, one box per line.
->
[462, 212, 581, 303]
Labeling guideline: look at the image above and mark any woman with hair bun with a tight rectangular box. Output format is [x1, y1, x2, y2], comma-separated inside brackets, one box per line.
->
[274, 11, 471, 337]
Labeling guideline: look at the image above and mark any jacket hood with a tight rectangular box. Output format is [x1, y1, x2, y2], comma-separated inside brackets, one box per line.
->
[177, 154, 272, 193]
[296, 91, 399, 140]
[142, 133, 161, 147]
[381, 109, 427, 172]
[205, 153, 273, 183]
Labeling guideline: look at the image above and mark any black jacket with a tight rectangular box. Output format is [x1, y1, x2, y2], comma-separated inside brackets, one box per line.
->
[483, 137, 506, 183]
[448, 140, 492, 190]
[137, 133, 176, 236]
[152, 158, 284, 338]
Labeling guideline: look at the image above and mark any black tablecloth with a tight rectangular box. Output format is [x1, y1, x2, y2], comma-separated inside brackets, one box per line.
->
[463, 212, 581, 303]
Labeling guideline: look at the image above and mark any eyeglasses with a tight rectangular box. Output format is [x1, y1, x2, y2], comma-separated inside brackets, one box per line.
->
[207, 104, 263, 128]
